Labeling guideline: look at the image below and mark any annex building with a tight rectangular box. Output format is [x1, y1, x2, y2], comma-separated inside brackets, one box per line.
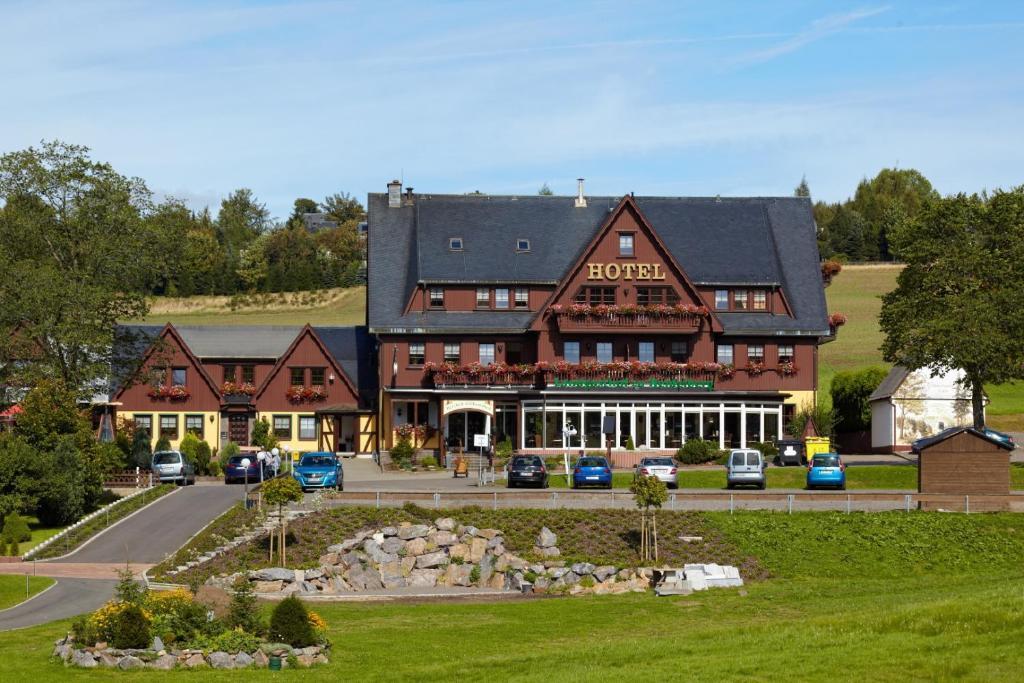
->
[369, 181, 834, 462]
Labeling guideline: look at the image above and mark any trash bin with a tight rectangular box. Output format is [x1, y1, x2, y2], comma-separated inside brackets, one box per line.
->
[775, 439, 806, 466]
[804, 436, 832, 464]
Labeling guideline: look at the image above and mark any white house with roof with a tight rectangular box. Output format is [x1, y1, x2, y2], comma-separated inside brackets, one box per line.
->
[869, 365, 982, 452]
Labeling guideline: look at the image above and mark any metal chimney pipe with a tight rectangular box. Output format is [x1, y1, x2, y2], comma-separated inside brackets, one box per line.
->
[575, 178, 587, 208]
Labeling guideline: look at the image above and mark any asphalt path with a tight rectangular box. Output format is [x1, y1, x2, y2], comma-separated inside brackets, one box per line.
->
[0, 484, 239, 631]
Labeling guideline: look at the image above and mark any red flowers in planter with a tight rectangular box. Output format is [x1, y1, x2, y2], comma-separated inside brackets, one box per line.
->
[829, 312, 848, 328]
[395, 424, 435, 440]
[745, 362, 766, 377]
[552, 302, 710, 319]
[221, 381, 256, 396]
[148, 385, 190, 400]
[778, 361, 799, 376]
[716, 364, 736, 380]
[286, 385, 327, 403]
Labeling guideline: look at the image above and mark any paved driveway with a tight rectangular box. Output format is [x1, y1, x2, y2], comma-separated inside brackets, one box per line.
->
[0, 483, 239, 631]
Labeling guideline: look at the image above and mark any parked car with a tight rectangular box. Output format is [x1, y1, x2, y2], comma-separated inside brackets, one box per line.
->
[573, 455, 613, 489]
[983, 427, 1016, 449]
[725, 449, 766, 489]
[293, 452, 344, 491]
[152, 450, 195, 485]
[223, 455, 263, 484]
[507, 455, 549, 488]
[635, 457, 678, 489]
[806, 453, 846, 490]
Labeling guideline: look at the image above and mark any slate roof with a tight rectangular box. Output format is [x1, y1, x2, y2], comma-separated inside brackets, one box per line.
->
[314, 326, 378, 404]
[868, 366, 912, 402]
[367, 192, 829, 336]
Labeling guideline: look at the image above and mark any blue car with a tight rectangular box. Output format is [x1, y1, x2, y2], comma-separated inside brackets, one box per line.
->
[572, 455, 613, 489]
[806, 453, 846, 490]
[293, 452, 343, 491]
[983, 428, 1016, 449]
[223, 455, 263, 485]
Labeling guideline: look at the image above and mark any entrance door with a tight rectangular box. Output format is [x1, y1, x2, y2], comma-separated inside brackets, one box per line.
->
[228, 414, 249, 446]
[466, 411, 487, 447]
[340, 415, 356, 452]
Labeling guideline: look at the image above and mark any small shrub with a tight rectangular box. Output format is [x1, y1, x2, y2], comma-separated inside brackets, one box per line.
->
[390, 437, 416, 467]
[115, 568, 147, 605]
[227, 576, 264, 635]
[523, 570, 538, 583]
[579, 576, 595, 588]
[625, 437, 635, 451]
[205, 627, 261, 654]
[269, 596, 316, 647]
[194, 440, 213, 475]
[676, 440, 721, 465]
[72, 614, 100, 647]
[109, 603, 151, 649]
[469, 565, 481, 583]
[451, 555, 464, 565]
[419, 455, 438, 468]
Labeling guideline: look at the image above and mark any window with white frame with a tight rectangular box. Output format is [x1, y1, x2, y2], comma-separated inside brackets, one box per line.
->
[134, 414, 152, 435]
[476, 288, 490, 308]
[478, 343, 496, 365]
[408, 342, 425, 366]
[185, 414, 204, 438]
[449, 237, 463, 251]
[747, 344, 765, 363]
[159, 414, 178, 440]
[429, 287, 444, 307]
[298, 416, 316, 440]
[715, 290, 729, 310]
[716, 344, 734, 365]
[514, 289, 529, 308]
[752, 290, 767, 310]
[618, 233, 634, 257]
[638, 341, 655, 363]
[596, 342, 613, 363]
[495, 288, 509, 309]
[516, 238, 530, 252]
[777, 344, 794, 362]
[273, 415, 292, 439]
[734, 290, 749, 310]
[443, 342, 460, 363]
[563, 341, 580, 364]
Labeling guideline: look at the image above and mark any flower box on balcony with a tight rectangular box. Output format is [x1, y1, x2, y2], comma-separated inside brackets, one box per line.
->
[286, 385, 328, 404]
[549, 303, 708, 332]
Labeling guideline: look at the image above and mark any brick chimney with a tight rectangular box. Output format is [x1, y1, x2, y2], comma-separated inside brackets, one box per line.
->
[387, 179, 402, 208]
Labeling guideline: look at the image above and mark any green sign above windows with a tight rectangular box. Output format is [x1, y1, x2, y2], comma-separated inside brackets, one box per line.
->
[550, 378, 715, 391]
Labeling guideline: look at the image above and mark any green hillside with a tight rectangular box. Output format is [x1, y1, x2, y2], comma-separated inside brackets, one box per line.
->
[136, 286, 366, 326]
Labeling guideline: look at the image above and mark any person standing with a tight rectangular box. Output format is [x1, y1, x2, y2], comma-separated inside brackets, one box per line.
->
[270, 448, 281, 477]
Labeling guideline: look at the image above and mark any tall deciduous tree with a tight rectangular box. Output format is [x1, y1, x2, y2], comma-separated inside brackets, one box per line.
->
[321, 192, 365, 227]
[0, 140, 160, 393]
[880, 189, 1024, 428]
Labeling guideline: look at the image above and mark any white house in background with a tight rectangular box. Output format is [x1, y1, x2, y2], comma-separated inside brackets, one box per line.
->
[869, 366, 983, 453]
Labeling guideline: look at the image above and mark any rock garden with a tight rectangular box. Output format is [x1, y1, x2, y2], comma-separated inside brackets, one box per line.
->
[206, 517, 743, 598]
[58, 571, 330, 670]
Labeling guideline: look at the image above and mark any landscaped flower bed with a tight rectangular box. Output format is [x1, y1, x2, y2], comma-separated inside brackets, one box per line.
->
[59, 575, 330, 670]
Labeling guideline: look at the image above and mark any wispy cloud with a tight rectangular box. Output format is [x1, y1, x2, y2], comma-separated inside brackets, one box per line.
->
[731, 6, 891, 67]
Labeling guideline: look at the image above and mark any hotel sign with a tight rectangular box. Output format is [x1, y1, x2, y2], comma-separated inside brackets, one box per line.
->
[587, 263, 666, 281]
[551, 378, 714, 391]
[442, 399, 495, 416]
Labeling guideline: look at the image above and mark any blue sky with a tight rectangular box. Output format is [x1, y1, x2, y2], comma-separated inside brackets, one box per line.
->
[3, 1, 1023, 219]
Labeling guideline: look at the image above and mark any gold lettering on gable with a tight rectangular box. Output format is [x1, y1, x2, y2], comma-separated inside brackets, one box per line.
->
[585, 262, 669, 281]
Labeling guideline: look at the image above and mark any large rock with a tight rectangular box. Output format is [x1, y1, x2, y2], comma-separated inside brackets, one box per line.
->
[339, 551, 364, 568]
[297, 654, 316, 668]
[408, 568, 442, 587]
[479, 553, 494, 583]
[99, 651, 120, 667]
[561, 571, 581, 586]
[435, 517, 456, 531]
[53, 643, 72, 662]
[72, 650, 97, 668]
[416, 551, 448, 568]
[318, 552, 339, 566]
[571, 562, 596, 576]
[478, 528, 501, 540]
[345, 565, 383, 590]
[304, 568, 323, 581]
[253, 650, 270, 668]
[449, 543, 469, 561]
[486, 572, 506, 590]
[445, 563, 474, 587]
[253, 567, 295, 582]
[461, 525, 480, 538]
[185, 653, 207, 668]
[364, 540, 398, 565]
[381, 537, 406, 554]
[534, 545, 561, 558]
[405, 537, 427, 557]
[469, 538, 488, 563]
[151, 636, 165, 652]
[234, 652, 254, 668]
[400, 555, 416, 576]
[536, 527, 557, 548]
[593, 566, 617, 582]
[430, 530, 458, 546]
[485, 536, 504, 549]
[381, 526, 399, 537]
[331, 576, 351, 592]
[117, 655, 144, 670]
[253, 580, 284, 593]
[398, 524, 430, 540]
[150, 654, 177, 670]
[209, 651, 234, 668]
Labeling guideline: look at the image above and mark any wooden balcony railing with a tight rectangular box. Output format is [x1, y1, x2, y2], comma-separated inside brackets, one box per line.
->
[554, 311, 702, 332]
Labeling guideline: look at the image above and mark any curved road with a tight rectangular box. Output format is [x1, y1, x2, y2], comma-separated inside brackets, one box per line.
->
[0, 484, 239, 631]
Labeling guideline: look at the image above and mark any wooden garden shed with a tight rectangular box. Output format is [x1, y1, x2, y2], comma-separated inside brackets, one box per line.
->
[912, 426, 1012, 497]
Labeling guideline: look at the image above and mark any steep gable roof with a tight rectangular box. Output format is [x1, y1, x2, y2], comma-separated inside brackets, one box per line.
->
[253, 325, 357, 401]
[112, 323, 221, 401]
[367, 192, 829, 335]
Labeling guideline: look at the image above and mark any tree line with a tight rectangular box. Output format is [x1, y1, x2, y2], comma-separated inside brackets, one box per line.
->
[796, 168, 939, 262]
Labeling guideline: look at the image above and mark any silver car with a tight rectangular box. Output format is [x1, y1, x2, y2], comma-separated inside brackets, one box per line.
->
[726, 449, 766, 489]
[152, 450, 195, 485]
[635, 457, 678, 489]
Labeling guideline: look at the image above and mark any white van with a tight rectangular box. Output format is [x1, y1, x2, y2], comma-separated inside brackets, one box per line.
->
[725, 449, 766, 490]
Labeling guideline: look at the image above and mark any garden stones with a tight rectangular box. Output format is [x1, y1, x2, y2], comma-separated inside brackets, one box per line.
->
[397, 524, 430, 540]
[185, 653, 207, 668]
[233, 652, 254, 668]
[415, 550, 448, 568]
[253, 567, 294, 582]
[409, 568, 443, 587]
[405, 537, 427, 556]
[444, 563, 473, 586]
[571, 562, 596, 576]
[72, 650, 98, 668]
[117, 655, 145, 670]
[381, 536, 406, 554]
[536, 526, 557, 548]
[435, 517, 456, 531]
[151, 654, 177, 670]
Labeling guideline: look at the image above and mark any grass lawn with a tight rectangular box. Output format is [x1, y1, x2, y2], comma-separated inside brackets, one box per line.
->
[8, 511, 1024, 680]
[0, 574, 54, 611]
[21, 517, 63, 553]
[135, 286, 365, 326]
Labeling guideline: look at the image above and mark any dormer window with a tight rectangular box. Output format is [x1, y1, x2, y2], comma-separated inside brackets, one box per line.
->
[516, 238, 530, 252]
[429, 287, 444, 308]
[449, 237, 464, 251]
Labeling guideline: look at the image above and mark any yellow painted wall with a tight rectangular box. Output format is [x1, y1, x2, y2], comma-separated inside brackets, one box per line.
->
[784, 391, 817, 411]
[254, 411, 318, 454]
[120, 410, 220, 451]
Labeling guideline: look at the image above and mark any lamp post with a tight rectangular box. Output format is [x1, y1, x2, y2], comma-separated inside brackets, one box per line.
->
[241, 457, 251, 505]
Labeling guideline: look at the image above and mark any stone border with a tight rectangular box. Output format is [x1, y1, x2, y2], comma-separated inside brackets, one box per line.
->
[54, 636, 329, 670]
